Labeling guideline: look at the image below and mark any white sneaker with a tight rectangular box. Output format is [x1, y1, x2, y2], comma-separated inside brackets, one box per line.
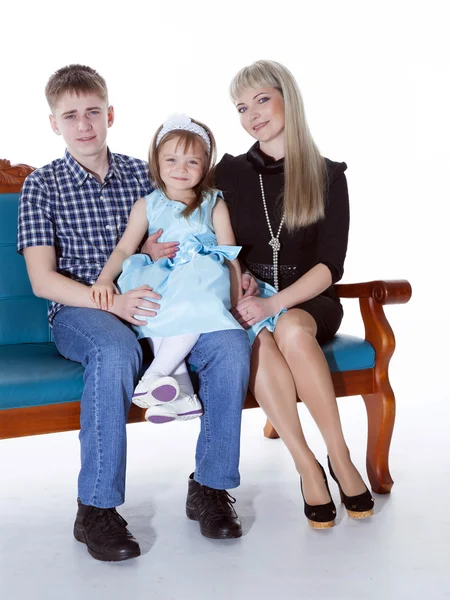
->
[132, 374, 180, 409]
[145, 393, 203, 424]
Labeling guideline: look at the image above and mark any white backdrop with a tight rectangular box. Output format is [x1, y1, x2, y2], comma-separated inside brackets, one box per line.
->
[1, 0, 449, 402]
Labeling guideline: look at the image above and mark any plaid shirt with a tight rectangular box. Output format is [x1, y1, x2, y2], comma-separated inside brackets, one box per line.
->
[17, 149, 152, 323]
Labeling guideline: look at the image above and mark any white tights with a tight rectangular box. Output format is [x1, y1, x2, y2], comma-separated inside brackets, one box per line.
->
[143, 335, 199, 396]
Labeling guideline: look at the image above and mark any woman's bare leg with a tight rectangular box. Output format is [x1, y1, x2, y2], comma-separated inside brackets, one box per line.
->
[250, 329, 332, 505]
[273, 309, 367, 496]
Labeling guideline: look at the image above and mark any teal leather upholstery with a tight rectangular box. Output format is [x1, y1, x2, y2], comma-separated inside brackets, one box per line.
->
[0, 193, 51, 345]
[322, 334, 374, 373]
[0, 193, 375, 412]
[0, 343, 84, 410]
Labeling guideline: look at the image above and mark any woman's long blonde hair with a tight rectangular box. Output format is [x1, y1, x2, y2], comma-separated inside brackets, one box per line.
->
[230, 60, 325, 231]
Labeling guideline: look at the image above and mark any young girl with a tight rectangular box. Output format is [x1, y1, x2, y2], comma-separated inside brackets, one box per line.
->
[90, 115, 243, 424]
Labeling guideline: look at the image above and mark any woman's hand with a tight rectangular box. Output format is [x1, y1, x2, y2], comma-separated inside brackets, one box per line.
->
[90, 279, 119, 310]
[241, 272, 260, 297]
[141, 229, 179, 261]
[233, 296, 278, 328]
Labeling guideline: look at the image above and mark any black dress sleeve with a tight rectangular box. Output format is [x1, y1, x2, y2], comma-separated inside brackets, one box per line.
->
[214, 153, 236, 206]
[316, 162, 350, 284]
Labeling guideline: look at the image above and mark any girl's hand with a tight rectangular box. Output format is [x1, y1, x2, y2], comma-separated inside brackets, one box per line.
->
[90, 279, 119, 310]
[233, 296, 278, 329]
[141, 229, 179, 261]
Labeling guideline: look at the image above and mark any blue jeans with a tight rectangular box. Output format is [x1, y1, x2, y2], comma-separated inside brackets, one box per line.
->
[52, 307, 250, 508]
[187, 330, 250, 490]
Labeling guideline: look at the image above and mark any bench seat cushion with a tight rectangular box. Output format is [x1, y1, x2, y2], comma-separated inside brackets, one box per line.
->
[0, 343, 84, 410]
[322, 333, 375, 373]
[0, 334, 375, 411]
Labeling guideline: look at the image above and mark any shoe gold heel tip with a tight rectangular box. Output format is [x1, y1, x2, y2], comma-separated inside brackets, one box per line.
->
[347, 509, 373, 519]
[308, 519, 335, 529]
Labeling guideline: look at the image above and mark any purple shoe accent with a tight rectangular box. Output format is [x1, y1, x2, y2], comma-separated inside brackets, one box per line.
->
[132, 391, 147, 398]
[178, 409, 203, 416]
[152, 385, 178, 403]
[147, 415, 176, 424]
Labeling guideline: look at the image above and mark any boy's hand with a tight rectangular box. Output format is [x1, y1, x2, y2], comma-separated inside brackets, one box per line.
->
[108, 285, 161, 325]
[90, 279, 118, 310]
[141, 229, 179, 261]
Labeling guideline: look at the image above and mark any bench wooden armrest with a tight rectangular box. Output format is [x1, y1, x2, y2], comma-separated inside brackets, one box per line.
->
[335, 280, 412, 305]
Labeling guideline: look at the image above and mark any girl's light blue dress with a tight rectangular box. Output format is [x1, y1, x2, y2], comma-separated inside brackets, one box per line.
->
[117, 189, 284, 343]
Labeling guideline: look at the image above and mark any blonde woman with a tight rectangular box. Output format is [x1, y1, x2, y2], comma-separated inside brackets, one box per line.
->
[214, 60, 374, 528]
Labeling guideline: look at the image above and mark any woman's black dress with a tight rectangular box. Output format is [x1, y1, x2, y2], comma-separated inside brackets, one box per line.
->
[214, 143, 349, 344]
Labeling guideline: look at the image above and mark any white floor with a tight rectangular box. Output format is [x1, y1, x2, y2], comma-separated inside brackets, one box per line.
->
[1, 329, 450, 600]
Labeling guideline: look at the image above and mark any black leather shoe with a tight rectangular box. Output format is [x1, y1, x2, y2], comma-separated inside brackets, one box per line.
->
[186, 474, 242, 539]
[327, 456, 374, 519]
[73, 499, 141, 561]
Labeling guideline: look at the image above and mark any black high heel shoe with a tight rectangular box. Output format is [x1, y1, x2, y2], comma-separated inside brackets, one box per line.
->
[327, 456, 374, 519]
[300, 462, 336, 529]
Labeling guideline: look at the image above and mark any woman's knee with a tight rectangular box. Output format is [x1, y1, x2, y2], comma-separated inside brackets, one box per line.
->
[274, 312, 317, 354]
[251, 329, 281, 363]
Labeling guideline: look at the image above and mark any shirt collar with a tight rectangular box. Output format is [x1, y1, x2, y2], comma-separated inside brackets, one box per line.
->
[63, 148, 122, 186]
[246, 142, 285, 175]
[63, 149, 90, 186]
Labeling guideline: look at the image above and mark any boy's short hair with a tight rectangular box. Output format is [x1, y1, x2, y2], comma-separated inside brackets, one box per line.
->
[45, 64, 108, 111]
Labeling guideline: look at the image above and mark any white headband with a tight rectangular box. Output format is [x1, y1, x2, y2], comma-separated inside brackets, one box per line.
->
[156, 114, 211, 153]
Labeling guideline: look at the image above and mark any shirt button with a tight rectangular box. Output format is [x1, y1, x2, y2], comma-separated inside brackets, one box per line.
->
[99, 196, 104, 200]
[106, 225, 111, 230]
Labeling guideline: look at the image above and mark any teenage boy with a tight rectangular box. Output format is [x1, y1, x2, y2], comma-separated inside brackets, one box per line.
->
[17, 64, 251, 562]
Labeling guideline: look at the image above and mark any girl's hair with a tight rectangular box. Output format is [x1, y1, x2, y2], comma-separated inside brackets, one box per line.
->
[149, 119, 217, 219]
[45, 64, 108, 111]
[230, 60, 325, 231]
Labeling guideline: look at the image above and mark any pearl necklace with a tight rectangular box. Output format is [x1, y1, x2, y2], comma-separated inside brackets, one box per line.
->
[259, 174, 285, 291]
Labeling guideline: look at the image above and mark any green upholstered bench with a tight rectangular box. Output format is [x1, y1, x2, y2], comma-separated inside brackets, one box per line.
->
[0, 159, 412, 494]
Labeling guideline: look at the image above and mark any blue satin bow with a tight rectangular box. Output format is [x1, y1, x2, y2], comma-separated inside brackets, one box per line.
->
[121, 235, 241, 273]
[167, 235, 241, 267]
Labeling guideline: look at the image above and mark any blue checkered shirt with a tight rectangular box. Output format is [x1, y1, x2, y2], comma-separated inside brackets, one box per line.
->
[17, 149, 152, 322]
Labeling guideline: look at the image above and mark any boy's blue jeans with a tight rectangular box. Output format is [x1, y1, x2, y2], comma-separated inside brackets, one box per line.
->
[52, 307, 251, 508]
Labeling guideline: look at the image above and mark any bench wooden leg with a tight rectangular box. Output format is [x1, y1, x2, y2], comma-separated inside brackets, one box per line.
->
[263, 419, 280, 439]
[362, 389, 395, 494]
